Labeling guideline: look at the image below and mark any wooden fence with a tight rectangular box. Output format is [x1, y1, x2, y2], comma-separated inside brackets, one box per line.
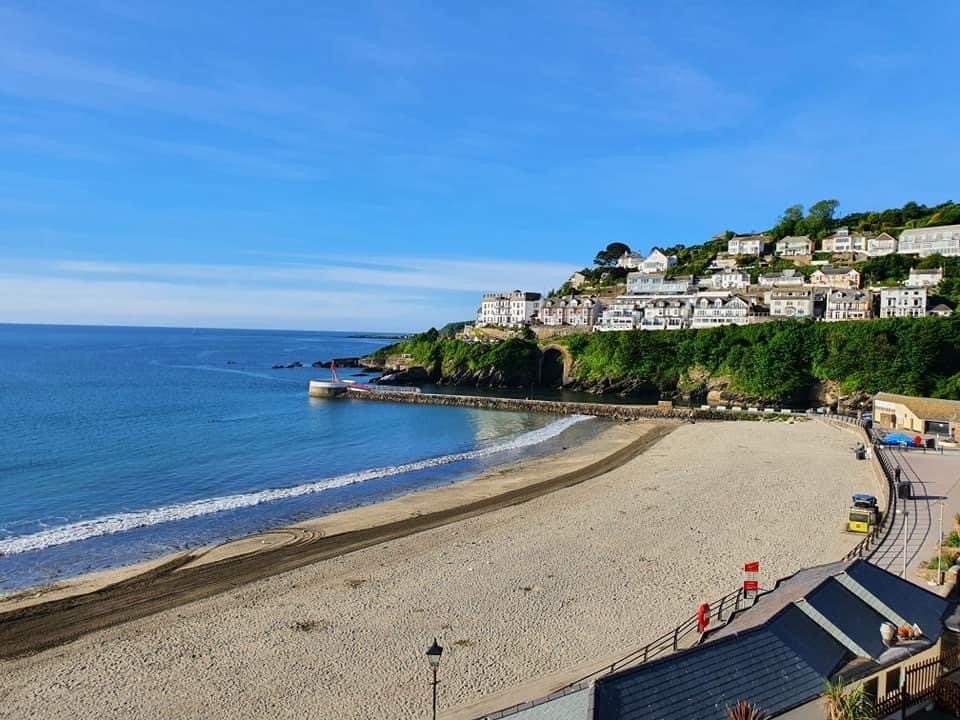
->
[874, 649, 960, 718]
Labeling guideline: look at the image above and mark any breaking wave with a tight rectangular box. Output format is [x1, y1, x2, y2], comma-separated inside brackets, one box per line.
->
[0, 415, 592, 555]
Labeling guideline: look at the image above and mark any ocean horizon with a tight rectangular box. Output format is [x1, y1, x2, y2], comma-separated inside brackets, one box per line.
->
[0, 324, 597, 592]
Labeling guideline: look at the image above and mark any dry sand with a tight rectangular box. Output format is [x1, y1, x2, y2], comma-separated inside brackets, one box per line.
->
[0, 419, 875, 720]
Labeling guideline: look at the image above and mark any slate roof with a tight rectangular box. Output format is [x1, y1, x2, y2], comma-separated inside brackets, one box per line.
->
[591, 560, 952, 720]
[593, 622, 849, 720]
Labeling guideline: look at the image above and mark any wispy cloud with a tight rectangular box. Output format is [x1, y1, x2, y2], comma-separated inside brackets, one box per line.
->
[0, 254, 577, 330]
[48, 254, 576, 293]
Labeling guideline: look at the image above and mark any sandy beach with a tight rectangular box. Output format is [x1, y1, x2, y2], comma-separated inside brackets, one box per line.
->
[0, 419, 876, 719]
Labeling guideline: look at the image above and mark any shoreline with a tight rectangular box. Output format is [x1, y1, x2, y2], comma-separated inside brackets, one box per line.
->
[0, 419, 675, 659]
[0, 419, 875, 719]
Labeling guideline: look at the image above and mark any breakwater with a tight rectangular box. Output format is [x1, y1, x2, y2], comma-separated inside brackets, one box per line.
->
[345, 390, 772, 422]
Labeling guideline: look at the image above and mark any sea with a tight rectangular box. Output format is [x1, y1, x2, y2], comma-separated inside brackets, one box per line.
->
[0, 324, 600, 593]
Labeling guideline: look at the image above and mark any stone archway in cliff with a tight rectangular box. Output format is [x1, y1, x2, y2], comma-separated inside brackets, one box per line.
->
[539, 344, 572, 388]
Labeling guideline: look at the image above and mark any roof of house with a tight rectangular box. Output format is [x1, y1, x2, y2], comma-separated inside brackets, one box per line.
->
[931, 304, 954, 314]
[592, 560, 951, 720]
[828, 289, 867, 301]
[815, 266, 859, 276]
[779, 235, 812, 243]
[910, 267, 944, 275]
[875, 392, 960, 422]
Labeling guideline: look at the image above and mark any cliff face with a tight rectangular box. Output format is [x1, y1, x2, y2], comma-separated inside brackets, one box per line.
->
[365, 316, 960, 407]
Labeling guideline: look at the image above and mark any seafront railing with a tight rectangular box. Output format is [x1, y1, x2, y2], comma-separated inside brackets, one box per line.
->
[488, 415, 897, 719]
[483, 586, 762, 719]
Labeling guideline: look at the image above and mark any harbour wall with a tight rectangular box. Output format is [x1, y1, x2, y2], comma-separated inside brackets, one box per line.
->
[344, 390, 792, 422]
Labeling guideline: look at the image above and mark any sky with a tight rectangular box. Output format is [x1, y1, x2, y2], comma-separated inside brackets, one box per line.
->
[1, 1, 958, 332]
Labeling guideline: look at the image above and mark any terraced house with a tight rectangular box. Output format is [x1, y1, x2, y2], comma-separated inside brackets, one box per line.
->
[537, 296, 603, 327]
[897, 224, 960, 256]
[824, 289, 870, 322]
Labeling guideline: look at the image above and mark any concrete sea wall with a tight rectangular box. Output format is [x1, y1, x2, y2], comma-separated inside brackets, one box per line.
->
[345, 390, 770, 422]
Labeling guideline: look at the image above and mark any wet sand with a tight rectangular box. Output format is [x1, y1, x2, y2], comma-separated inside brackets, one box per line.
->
[0, 419, 876, 719]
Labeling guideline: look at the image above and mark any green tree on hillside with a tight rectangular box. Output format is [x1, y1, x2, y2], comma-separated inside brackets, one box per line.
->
[594, 242, 631, 267]
[770, 204, 806, 240]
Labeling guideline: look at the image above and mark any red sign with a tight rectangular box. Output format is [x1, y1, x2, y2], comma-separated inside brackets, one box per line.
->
[744, 561, 760, 573]
[743, 580, 759, 593]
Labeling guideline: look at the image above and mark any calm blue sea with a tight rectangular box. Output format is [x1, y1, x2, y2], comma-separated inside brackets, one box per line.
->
[0, 324, 595, 592]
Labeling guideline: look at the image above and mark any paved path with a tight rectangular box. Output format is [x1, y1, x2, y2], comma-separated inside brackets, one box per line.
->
[870, 446, 960, 588]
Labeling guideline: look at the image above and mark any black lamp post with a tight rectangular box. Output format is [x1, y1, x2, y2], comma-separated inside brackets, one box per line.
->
[426, 637, 444, 720]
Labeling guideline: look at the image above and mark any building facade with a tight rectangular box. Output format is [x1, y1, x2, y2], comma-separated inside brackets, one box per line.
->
[866, 232, 898, 256]
[765, 288, 814, 319]
[821, 227, 868, 254]
[707, 269, 751, 289]
[774, 235, 812, 256]
[594, 298, 645, 332]
[640, 248, 678, 274]
[537, 296, 602, 326]
[639, 298, 692, 330]
[897, 224, 960, 256]
[690, 295, 766, 328]
[727, 234, 765, 256]
[879, 286, 927, 318]
[824, 289, 870, 321]
[906, 267, 944, 287]
[476, 290, 542, 327]
[810, 266, 861, 288]
[759, 268, 804, 287]
[626, 273, 692, 295]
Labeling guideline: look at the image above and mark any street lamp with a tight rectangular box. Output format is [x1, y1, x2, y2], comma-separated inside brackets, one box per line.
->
[426, 638, 444, 720]
[898, 509, 910, 578]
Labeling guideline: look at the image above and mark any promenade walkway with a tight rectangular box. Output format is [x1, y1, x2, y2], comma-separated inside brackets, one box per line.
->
[870, 444, 960, 590]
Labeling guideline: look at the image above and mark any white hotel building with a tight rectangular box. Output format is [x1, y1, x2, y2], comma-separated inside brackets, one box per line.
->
[897, 224, 960, 257]
[476, 290, 542, 327]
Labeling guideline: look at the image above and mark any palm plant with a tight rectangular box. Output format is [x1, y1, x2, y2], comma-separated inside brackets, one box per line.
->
[824, 678, 874, 720]
[725, 700, 770, 720]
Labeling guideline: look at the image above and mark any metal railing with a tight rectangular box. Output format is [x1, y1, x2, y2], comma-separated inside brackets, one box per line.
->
[842, 424, 897, 562]
[483, 585, 759, 718]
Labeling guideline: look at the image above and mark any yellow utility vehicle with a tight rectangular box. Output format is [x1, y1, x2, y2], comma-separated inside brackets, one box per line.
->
[847, 494, 881, 534]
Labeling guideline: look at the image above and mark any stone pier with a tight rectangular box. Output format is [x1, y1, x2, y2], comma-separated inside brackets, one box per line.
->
[342, 390, 758, 422]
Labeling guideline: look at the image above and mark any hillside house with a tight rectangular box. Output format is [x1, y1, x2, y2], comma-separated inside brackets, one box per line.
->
[879, 286, 928, 319]
[810, 266, 861, 289]
[727, 234, 765, 256]
[759, 268, 804, 288]
[626, 272, 692, 295]
[824, 289, 870, 321]
[476, 290, 542, 327]
[774, 235, 812, 257]
[640, 248, 678, 274]
[615, 251, 643, 269]
[640, 298, 692, 330]
[537, 296, 602, 327]
[568, 271, 587, 289]
[866, 232, 898, 256]
[821, 227, 868, 254]
[690, 295, 767, 328]
[906, 267, 944, 287]
[594, 297, 645, 332]
[898, 224, 960, 256]
[765, 288, 815, 319]
[707, 269, 751, 289]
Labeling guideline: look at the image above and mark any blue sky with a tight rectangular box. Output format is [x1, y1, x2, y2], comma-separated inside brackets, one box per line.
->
[1, 1, 958, 331]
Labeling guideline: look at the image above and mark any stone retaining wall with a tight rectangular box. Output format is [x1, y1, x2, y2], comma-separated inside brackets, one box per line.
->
[346, 390, 775, 422]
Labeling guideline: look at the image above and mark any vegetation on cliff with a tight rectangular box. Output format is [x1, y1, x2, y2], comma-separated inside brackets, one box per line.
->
[371, 316, 960, 403]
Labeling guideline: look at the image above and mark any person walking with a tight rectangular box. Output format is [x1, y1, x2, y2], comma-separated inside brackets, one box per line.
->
[894, 466, 901, 483]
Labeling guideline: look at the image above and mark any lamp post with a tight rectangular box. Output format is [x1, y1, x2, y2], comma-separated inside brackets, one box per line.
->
[426, 638, 443, 720]
[899, 509, 909, 578]
[938, 500, 945, 585]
